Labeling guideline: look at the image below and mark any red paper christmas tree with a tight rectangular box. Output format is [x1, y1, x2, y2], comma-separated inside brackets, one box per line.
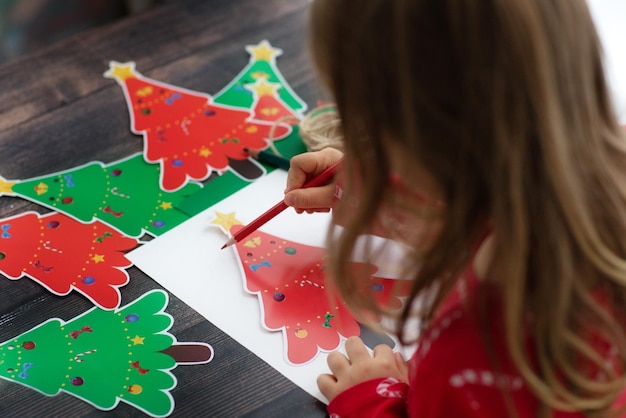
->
[246, 78, 301, 124]
[104, 62, 292, 191]
[221, 219, 410, 365]
[0, 211, 137, 310]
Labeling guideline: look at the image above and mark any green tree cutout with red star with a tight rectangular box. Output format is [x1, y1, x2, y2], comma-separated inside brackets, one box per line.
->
[0, 289, 213, 417]
[0, 211, 137, 309]
[211, 212, 410, 365]
[104, 60, 292, 191]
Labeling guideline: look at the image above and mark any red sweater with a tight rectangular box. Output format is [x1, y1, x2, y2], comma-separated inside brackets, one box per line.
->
[328, 270, 626, 417]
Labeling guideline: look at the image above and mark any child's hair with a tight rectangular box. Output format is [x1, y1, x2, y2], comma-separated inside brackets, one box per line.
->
[308, 0, 626, 415]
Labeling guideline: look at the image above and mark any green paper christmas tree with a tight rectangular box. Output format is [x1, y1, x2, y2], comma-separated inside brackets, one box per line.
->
[0, 289, 213, 417]
[213, 40, 307, 114]
[0, 153, 199, 238]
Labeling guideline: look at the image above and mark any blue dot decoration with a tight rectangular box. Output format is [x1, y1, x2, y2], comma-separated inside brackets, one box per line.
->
[204, 109, 216, 116]
[82, 276, 96, 285]
[284, 247, 296, 255]
[152, 220, 165, 228]
[172, 159, 183, 167]
[273, 292, 285, 302]
[125, 314, 139, 323]
[371, 283, 384, 292]
[47, 221, 60, 228]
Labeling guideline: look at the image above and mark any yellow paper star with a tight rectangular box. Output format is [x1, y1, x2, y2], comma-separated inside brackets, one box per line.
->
[34, 182, 48, 195]
[91, 254, 105, 263]
[245, 40, 282, 62]
[131, 335, 145, 345]
[247, 79, 280, 98]
[199, 147, 212, 158]
[103, 61, 136, 83]
[159, 202, 172, 210]
[0, 178, 16, 194]
[243, 236, 262, 248]
[211, 212, 242, 230]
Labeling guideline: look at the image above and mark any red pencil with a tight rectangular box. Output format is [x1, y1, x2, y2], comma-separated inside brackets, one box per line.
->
[220, 158, 343, 249]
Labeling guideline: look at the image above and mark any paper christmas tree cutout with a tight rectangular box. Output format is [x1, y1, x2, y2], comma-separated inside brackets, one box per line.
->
[104, 60, 292, 191]
[246, 78, 302, 124]
[0, 153, 199, 238]
[214, 213, 410, 365]
[213, 40, 307, 115]
[0, 211, 137, 309]
[0, 289, 214, 417]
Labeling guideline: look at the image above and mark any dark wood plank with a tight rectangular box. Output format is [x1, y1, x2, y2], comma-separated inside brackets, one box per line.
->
[0, 0, 328, 416]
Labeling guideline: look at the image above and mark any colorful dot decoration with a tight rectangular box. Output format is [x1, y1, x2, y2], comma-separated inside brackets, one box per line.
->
[128, 384, 143, 395]
[82, 276, 96, 286]
[284, 247, 296, 255]
[273, 292, 285, 302]
[70, 376, 84, 386]
[294, 328, 308, 339]
[0, 252, 5, 260]
[152, 220, 165, 228]
[22, 341, 35, 350]
[47, 221, 60, 228]
[111, 169, 122, 176]
[171, 159, 183, 167]
[125, 314, 139, 323]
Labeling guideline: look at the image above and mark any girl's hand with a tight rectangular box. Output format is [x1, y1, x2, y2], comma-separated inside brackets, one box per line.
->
[284, 147, 344, 214]
[317, 336, 409, 402]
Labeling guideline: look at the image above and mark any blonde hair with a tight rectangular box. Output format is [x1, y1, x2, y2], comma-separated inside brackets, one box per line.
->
[308, 0, 626, 416]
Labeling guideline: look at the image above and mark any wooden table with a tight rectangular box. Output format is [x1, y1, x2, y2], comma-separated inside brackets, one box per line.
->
[0, 0, 328, 416]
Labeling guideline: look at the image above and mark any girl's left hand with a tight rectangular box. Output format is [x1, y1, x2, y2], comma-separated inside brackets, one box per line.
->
[317, 336, 409, 402]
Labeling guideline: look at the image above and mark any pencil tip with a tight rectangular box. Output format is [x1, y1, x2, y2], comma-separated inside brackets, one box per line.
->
[221, 237, 236, 249]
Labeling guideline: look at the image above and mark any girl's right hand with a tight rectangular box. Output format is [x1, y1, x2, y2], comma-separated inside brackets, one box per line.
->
[284, 148, 344, 214]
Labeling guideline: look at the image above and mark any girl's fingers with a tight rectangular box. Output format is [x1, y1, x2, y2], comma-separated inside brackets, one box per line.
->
[285, 148, 344, 192]
[394, 352, 410, 383]
[372, 343, 394, 359]
[327, 350, 350, 374]
[284, 184, 336, 209]
[317, 373, 338, 399]
[344, 336, 371, 363]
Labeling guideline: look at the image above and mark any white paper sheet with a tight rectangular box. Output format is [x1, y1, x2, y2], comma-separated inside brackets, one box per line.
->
[128, 170, 414, 403]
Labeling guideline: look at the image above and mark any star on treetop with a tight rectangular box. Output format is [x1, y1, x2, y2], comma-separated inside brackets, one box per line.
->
[0, 177, 15, 194]
[104, 61, 137, 83]
[246, 79, 280, 98]
[245, 40, 282, 63]
[211, 212, 242, 232]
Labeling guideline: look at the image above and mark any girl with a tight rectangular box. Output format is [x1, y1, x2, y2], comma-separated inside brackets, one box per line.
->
[284, 0, 626, 417]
